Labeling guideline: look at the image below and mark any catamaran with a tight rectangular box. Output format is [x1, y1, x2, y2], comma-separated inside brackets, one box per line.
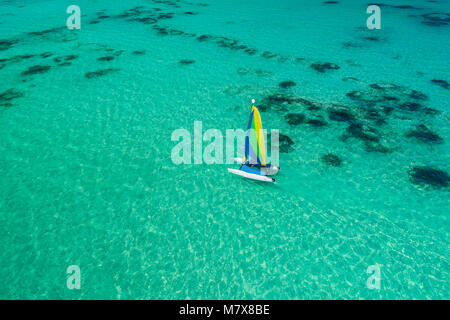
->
[228, 99, 280, 183]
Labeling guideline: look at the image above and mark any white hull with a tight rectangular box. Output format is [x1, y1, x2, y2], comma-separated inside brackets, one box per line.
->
[228, 168, 275, 182]
[233, 158, 280, 176]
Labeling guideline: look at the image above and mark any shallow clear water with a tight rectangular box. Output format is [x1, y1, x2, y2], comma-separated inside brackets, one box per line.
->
[0, 0, 449, 299]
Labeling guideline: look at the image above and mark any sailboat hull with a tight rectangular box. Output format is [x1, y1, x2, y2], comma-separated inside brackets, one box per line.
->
[228, 168, 275, 183]
[234, 158, 279, 176]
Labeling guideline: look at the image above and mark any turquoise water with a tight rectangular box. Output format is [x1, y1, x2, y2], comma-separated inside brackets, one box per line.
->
[0, 0, 449, 299]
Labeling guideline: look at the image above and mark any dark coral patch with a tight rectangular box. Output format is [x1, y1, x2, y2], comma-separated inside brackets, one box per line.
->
[363, 36, 379, 41]
[132, 50, 146, 55]
[215, 37, 238, 48]
[197, 34, 213, 42]
[369, 83, 385, 90]
[0, 88, 23, 107]
[307, 106, 321, 111]
[150, 25, 257, 56]
[370, 3, 421, 10]
[65, 54, 78, 61]
[134, 17, 158, 24]
[306, 119, 328, 127]
[369, 83, 401, 90]
[168, 29, 185, 36]
[18, 54, 36, 60]
[257, 103, 269, 112]
[155, 26, 190, 37]
[343, 123, 379, 143]
[285, 113, 305, 125]
[405, 124, 443, 144]
[278, 134, 295, 153]
[321, 153, 342, 167]
[179, 59, 195, 65]
[261, 51, 278, 59]
[421, 12, 450, 27]
[58, 62, 72, 67]
[21, 65, 51, 76]
[85, 68, 120, 79]
[431, 79, 449, 89]
[244, 48, 258, 55]
[409, 166, 450, 188]
[40, 52, 53, 58]
[382, 106, 394, 115]
[214, 37, 256, 55]
[97, 56, 115, 62]
[264, 93, 299, 105]
[267, 133, 294, 153]
[0, 54, 37, 70]
[364, 141, 390, 153]
[342, 41, 363, 48]
[53, 54, 78, 63]
[310, 62, 340, 73]
[406, 89, 427, 100]
[27, 28, 57, 36]
[364, 109, 386, 125]
[423, 107, 440, 115]
[392, 5, 420, 9]
[382, 95, 399, 102]
[345, 83, 439, 122]
[323, 1, 339, 4]
[0, 39, 19, 51]
[115, 6, 146, 19]
[27, 27, 76, 43]
[327, 107, 356, 122]
[421, 21, 448, 27]
[157, 13, 174, 20]
[153, 25, 169, 36]
[346, 90, 381, 104]
[398, 102, 424, 111]
[279, 81, 296, 89]
[297, 98, 322, 110]
[114, 6, 160, 25]
[342, 76, 359, 82]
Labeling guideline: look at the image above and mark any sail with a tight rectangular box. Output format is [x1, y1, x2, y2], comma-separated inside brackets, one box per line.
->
[243, 105, 266, 166]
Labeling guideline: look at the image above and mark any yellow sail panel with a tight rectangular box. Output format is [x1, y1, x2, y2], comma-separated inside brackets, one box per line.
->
[244, 104, 267, 166]
[252, 106, 266, 166]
